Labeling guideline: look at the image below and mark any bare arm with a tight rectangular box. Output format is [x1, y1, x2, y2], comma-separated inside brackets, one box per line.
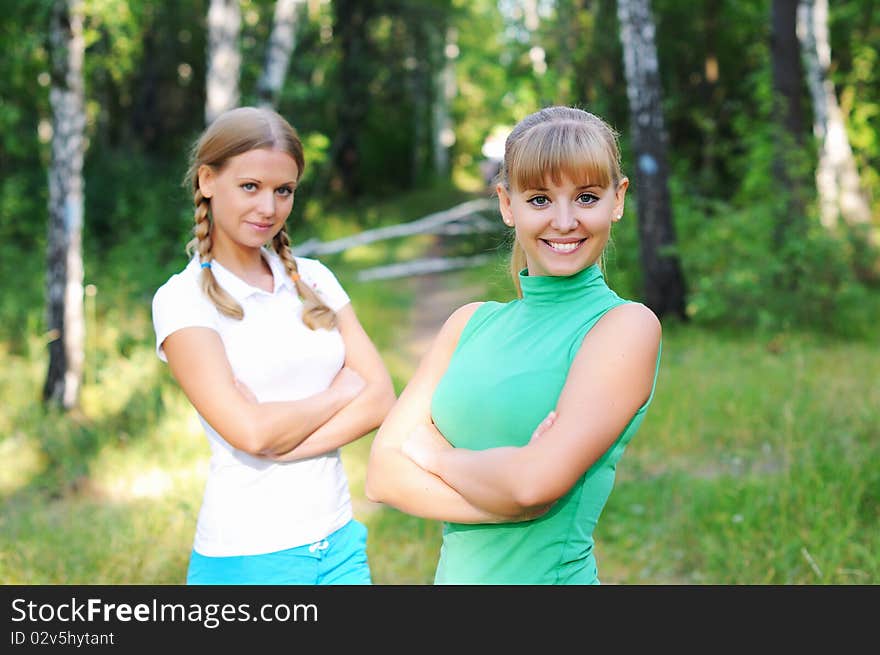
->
[365, 302, 546, 524]
[162, 327, 363, 456]
[404, 303, 662, 516]
[269, 304, 396, 461]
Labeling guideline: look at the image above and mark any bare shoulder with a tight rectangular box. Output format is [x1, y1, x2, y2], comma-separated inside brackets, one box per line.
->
[586, 302, 662, 355]
[444, 301, 485, 331]
[599, 302, 660, 335]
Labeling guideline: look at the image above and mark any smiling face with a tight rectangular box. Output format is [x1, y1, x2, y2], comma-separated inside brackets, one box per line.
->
[498, 175, 627, 278]
[496, 109, 629, 283]
[198, 147, 300, 258]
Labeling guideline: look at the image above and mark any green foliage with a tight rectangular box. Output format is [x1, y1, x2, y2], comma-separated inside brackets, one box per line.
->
[0, 171, 46, 352]
[829, 2, 880, 203]
[5, 0, 877, 323]
[668, 100, 878, 340]
[674, 191, 879, 339]
[83, 149, 192, 289]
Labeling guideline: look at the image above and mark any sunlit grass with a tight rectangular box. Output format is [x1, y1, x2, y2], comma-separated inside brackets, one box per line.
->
[0, 491, 197, 584]
[597, 324, 880, 585]
[0, 434, 45, 497]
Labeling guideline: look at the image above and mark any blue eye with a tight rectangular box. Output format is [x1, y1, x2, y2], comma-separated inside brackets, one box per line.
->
[241, 182, 257, 191]
[276, 186, 294, 198]
[577, 192, 599, 204]
[528, 195, 550, 207]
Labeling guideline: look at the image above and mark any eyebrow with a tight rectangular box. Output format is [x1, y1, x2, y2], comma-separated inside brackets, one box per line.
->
[236, 176, 298, 187]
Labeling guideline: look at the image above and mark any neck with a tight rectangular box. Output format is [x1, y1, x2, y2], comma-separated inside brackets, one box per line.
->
[211, 241, 272, 282]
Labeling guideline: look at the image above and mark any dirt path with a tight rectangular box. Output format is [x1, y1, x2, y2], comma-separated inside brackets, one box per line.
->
[346, 240, 487, 518]
[398, 240, 486, 366]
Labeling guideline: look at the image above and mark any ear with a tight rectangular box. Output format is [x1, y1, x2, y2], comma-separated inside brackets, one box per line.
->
[497, 184, 514, 227]
[612, 177, 629, 221]
[197, 164, 216, 199]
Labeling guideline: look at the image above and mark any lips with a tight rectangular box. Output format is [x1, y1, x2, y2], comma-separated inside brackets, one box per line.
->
[541, 238, 586, 253]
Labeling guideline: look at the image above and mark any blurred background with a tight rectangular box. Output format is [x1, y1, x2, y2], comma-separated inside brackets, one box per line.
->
[1, 0, 877, 584]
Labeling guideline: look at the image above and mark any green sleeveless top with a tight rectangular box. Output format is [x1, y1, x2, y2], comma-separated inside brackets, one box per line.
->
[430, 263, 661, 584]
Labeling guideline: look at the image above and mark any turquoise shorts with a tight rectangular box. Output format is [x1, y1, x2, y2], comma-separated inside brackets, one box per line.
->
[186, 519, 372, 585]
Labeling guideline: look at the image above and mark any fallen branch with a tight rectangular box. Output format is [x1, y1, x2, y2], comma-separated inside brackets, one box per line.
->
[294, 197, 498, 256]
[356, 254, 497, 281]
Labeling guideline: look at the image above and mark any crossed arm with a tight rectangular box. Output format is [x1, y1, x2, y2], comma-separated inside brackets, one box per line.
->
[270, 305, 396, 461]
[162, 304, 395, 458]
[366, 301, 661, 522]
[365, 302, 527, 524]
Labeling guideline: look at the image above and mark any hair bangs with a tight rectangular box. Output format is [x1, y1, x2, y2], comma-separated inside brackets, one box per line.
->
[193, 107, 305, 184]
[508, 121, 616, 191]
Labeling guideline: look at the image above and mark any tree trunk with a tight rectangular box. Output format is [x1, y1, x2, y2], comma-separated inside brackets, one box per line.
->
[333, 0, 372, 196]
[553, 0, 580, 106]
[616, 0, 687, 320]
[257, 0, 303, 109]
[205, 0, 241, 125]
[770, 0, 807, 246]
[432, 25, 457, 178]
[797, 0, 873, 232]
[406, 28, 428, 186]
[700, 0, 721, 184]
[44, 0, 86, 410]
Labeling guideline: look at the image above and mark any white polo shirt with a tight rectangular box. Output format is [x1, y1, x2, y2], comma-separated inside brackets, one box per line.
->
[152, 249, 354, 556]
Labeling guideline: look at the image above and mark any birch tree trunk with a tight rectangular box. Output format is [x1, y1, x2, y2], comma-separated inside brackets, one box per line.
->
[257, 0, 303, 109]
[797, 0, 873, 232]
[616, 0, 687, 320]
[205, 0, 241, 125]
[44, 0, 86, 409]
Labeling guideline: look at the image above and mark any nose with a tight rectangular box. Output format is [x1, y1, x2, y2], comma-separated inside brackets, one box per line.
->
[256, 190, 276, 217]
[551, 202, 579, 232]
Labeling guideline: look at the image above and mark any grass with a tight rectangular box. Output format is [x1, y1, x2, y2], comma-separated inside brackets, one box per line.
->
[596, 324, 880, 584]
[1, 188, 877, 585]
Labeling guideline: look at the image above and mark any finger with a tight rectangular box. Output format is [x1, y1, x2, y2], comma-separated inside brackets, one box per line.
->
[531, 412, 557, 440]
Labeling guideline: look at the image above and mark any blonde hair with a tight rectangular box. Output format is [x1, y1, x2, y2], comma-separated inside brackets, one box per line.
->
[184, 106, 336, 330]
[498, 106, 625, 296]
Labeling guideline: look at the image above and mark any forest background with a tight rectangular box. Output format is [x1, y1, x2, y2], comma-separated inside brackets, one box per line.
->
[1, 0, 878, 584]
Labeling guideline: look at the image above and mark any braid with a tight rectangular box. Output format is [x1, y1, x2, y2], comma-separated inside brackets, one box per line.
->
[273, 228, 337, 330]
[186, 187, 244, 320]
[185, 188, 210, 258]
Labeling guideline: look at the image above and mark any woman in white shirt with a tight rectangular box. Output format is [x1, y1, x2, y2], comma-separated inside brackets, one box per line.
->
[152, 106, 395, 584]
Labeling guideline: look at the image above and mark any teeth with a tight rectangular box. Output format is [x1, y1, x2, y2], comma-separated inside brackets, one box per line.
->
[545, 240, 581, 252]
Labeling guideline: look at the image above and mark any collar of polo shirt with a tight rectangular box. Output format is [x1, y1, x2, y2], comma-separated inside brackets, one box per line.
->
[201, 249, 297, 302]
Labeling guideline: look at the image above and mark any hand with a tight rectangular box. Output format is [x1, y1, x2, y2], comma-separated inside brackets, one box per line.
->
[529, 410, 557, 443]
[234, 377, 258, 403]
[331, 366, 366, 402]
[401, 423, 451, 473]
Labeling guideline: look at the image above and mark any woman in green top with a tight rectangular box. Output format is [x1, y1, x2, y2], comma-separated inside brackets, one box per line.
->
[366, 106, 662, 584]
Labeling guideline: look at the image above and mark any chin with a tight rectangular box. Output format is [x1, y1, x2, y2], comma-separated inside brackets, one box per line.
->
[537, 259, 592, 277]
